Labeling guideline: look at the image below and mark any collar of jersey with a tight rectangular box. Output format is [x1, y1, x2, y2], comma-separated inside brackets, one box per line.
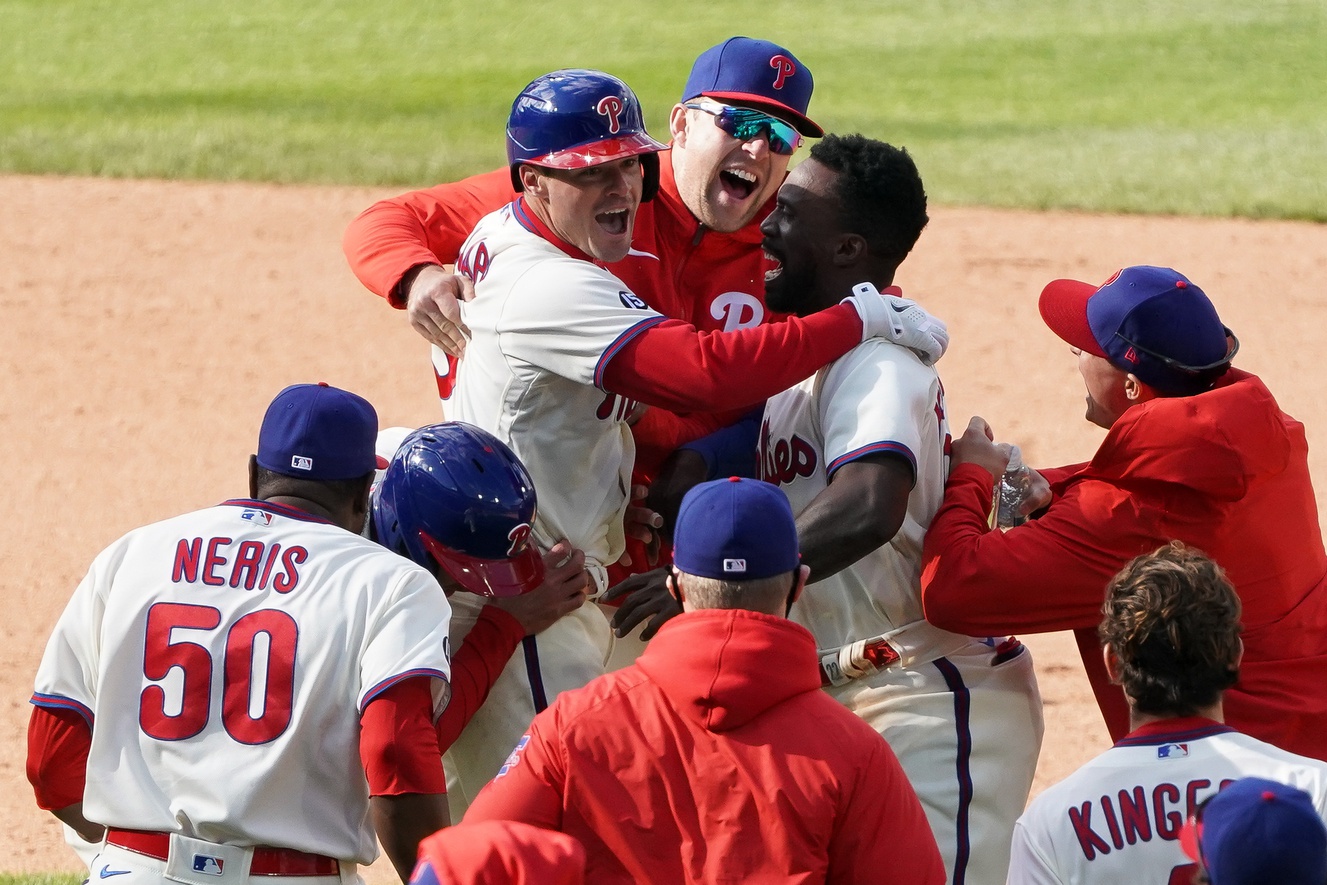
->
[512, 197, 600, 265]
[221, 498, 335, 525]
[1113, 715, 1236, 748]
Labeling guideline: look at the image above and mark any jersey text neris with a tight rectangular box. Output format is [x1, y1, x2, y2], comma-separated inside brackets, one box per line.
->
[171, 537, 308, 593]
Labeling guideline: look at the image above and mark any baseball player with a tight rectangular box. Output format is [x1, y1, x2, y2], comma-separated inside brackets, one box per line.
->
[433, 69, 946, 809]
[920, 266, 1327, 761]
[343, 37, 827, 576]
[1181, 778, 1327, 885]
[616, 135, 1041, 885]
[27, 383, 453, 885]
[369, 422, 589, 817]
[464, 477, 947, 885]
[1009, 543, 1327, 885]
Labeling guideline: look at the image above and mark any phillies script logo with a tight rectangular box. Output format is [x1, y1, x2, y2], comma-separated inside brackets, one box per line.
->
[596, 95, 624, 133]
[507, 523, 532, 556]
[758, 418, 817, 484]
[770, 55, 796, 90]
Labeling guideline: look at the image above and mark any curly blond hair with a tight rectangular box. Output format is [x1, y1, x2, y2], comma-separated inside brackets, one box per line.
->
[1098, 541, 1241, 716]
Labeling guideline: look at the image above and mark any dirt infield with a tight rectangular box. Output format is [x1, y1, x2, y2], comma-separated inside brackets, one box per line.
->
[4, 174, 1325, 879]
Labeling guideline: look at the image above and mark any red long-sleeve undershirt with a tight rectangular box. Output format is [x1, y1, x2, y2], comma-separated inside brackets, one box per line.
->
[602, 308, 862, 415]
[28, 676, 448, 808]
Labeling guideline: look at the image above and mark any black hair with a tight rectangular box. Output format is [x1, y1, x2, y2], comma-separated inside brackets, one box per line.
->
[252, 466, 375, 507]
[808, 134, 929, 262]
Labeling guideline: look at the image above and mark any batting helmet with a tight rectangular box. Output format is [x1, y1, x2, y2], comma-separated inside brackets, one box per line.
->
[506, 68, 666, 201]
[372, 423, 545, 597]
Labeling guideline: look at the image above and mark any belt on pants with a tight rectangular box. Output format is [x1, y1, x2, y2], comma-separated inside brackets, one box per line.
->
[106, 829, 341, 877]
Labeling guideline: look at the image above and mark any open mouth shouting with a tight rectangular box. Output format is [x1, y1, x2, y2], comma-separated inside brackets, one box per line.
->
[596, 207, 630, 236]
[719, 167, 759, 201]
[762, 246, 783, 282]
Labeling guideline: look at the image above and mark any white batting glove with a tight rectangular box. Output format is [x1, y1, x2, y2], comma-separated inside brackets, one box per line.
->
[842, 282, 950, 366]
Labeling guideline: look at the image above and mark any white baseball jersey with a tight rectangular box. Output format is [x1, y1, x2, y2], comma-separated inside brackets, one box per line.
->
[760, 323, 1043, 885]
[759, 332, 950, 647]
[1010, 718, 1327, 885]
[32, 499, 453, 864]
[440, 199, 665, 594]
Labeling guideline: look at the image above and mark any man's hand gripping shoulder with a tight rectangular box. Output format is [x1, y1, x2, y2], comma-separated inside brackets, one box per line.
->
[841, 282, 949, 365]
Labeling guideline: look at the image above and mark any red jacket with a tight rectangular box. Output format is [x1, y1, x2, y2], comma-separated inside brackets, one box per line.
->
[415, 821, 585, 885]
[463, 609, 945, 885]
[921, 369, 1327, 758]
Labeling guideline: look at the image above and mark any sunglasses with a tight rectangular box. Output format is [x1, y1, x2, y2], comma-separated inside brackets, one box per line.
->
[1112, 326, 1240, 376]
[684, 100, 803, 156]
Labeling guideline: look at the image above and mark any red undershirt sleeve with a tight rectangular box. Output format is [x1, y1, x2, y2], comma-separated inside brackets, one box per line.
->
[601, 305, 862, 414]
[27, 706, 91, 811]
[360, 677, 448, 796]
[342, 168, 516, 305]
[436, 606, 526, 754]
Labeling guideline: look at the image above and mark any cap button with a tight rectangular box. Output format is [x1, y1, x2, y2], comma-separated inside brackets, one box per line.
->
[317, 381, 329, 387]
[727, 476, 742, 482]
[1175, 281, 1188, 289]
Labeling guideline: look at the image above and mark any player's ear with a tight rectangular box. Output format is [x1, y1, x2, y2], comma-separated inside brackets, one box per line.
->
[785, 564, 810, 615]
[1102, 644, 1124, 684]
[518, 165, 546, 197]
[668, 104, 690, 144]
[833, 233, 868, 266]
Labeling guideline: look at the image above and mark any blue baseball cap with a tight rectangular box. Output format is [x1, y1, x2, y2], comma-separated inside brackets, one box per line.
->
[1181, 778, 1327, 885]
[1039, 265, 1238, 396]
[682, 37, 822, 137]
[673, 477, 800, 580]
[256, 383, 378, 481]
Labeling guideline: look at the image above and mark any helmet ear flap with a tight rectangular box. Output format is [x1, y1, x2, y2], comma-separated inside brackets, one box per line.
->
[510, 164, 524, 193]
[640, 152, 660, 202]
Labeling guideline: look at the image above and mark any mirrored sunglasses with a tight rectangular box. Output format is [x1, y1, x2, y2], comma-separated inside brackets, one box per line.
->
[684, 101, 803, 155]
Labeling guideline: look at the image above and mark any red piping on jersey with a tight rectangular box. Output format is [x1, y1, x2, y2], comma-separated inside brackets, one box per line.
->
[1112, 716, 1237, 748]
[30, 693, 94, 728]
[594, 315, 669, 389]
[362, 668, 451, 713]
[220, 499, 335, 525]
[827, 441, 917, 479]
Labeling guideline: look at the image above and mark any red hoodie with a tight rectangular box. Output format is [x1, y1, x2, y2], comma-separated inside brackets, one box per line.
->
[921, 369, 1327, 758]
[464, 609, 945, 885]
[414, 821, 585, 885]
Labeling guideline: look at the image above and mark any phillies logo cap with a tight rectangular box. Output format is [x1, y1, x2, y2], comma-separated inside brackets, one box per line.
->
[256, 382, 378, 481]
[1038, 265, 1237, 396]
[682, 36, 822, 137]
[1180, 777, 1327, 885]
[673, 477, 800, 580]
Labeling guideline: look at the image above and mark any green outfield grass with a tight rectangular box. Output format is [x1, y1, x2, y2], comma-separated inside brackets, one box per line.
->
[0, 875, 83, 885]
[2, 1, 1324, 217]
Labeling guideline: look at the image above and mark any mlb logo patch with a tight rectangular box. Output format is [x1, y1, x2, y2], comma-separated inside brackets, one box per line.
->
[192, 855, 224, 876]
[290, 455, 313, 471]
[1157, 743, 1189, 759]
[240, 509, 272, 526]
[723, 558, 747, 573]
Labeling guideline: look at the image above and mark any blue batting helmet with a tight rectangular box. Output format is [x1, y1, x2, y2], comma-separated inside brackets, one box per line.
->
[372, 423, 544, 597]
[506, 69, 665, 201]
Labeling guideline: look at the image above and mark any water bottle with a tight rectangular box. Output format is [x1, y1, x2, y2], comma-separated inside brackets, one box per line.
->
[994, 445, 1032, 530]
